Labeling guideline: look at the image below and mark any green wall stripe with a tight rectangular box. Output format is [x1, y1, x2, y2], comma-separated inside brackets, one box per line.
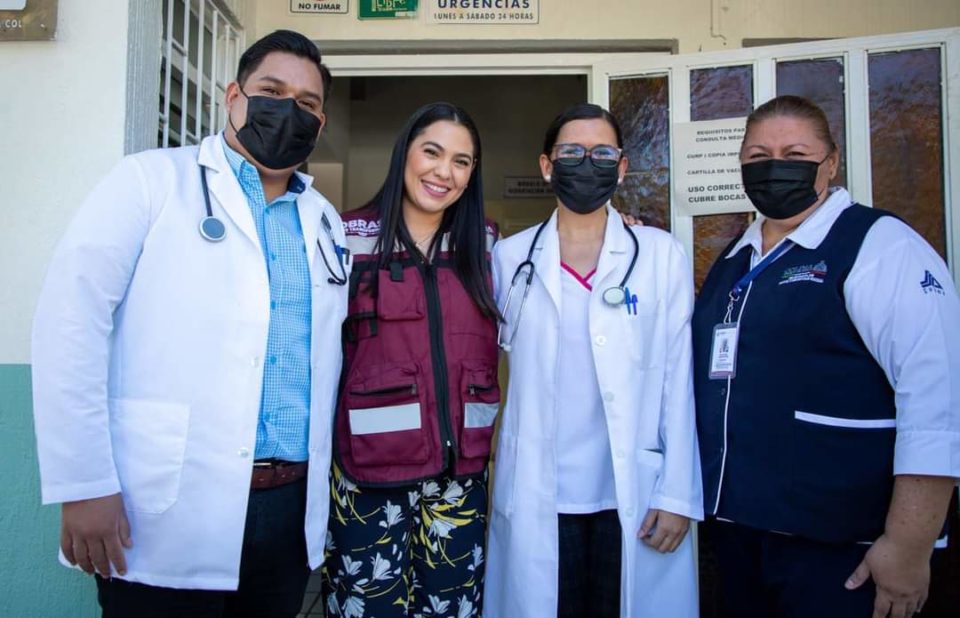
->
[0, 364, 98, 617]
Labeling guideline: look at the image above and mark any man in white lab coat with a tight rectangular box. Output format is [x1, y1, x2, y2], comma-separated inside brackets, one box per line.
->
[31, 30, 347, 617]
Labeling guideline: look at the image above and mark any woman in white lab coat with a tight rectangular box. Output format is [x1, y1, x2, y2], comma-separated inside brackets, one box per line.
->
[484, 103, 703, 618]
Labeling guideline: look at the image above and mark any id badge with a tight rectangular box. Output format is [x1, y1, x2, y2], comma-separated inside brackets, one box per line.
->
[709, 323, 739, 380]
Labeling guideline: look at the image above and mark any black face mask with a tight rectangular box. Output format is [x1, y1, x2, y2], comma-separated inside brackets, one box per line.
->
[231, 89, 322, 170]
[551, 159, 620, 215]
[741, 156, 829, 220]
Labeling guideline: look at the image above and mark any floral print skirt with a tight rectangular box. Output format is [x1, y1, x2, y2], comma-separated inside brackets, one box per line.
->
[322, 464, 488, 618]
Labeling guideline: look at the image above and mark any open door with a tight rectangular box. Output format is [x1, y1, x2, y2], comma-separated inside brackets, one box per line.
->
[590, 28, 960, 292]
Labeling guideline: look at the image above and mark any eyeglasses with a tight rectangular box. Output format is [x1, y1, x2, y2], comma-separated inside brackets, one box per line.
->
[552, 143, 623, 168]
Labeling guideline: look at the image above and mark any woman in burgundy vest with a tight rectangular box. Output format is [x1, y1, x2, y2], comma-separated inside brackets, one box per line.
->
[322, 102, 500, 618]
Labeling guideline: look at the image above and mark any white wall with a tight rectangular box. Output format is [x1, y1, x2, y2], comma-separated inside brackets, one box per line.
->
[0, 0, 130, 363]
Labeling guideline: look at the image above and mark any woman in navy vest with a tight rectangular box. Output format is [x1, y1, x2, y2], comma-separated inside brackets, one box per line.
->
[693, 95, 960, 618]
[322, 102, 500, 618]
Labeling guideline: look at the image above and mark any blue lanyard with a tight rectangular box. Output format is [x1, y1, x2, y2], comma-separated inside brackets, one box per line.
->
[730, 240, 794, 300]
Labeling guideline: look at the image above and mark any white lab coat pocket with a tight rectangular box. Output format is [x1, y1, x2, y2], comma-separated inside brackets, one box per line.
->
[490, 433, 518, 517]
[623, 300, 662, 368]
[636, 448, 665, 505]
[109, 398, 190, 514]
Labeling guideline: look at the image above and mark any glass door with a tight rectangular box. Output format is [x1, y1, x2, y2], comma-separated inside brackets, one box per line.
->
[590, 27, 960, 291]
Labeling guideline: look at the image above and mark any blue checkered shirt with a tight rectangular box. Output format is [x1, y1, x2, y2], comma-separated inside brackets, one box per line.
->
[221, 135, 311, 461]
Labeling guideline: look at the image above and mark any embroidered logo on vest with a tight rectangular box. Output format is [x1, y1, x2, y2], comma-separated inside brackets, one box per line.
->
[779, 260, 828, 286]
[344, 218, 380, 237]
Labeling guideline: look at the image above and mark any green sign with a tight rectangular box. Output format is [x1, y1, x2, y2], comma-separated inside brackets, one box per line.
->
[359, 0, 418, 19]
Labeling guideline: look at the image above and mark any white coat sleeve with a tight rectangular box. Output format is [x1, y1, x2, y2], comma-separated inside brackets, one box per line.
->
[845, 218, 960, 479]
[32, 155, 154, 504]
[649, 239, 705, 520]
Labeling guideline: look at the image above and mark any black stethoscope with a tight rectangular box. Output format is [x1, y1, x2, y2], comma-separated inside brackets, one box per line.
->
[197, 165, 348, 286]
[497, 217, 640, 351]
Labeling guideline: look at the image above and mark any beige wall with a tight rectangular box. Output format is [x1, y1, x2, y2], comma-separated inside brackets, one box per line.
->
[0, 0, 130, 363]
[248, 0, 960, 53]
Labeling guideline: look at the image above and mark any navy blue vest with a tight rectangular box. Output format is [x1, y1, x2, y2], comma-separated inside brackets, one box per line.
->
[693, 205, 897, 543]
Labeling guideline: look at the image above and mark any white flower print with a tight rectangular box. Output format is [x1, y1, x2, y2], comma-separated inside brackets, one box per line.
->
[429, 594, 451, 614]
[379, 500, 404, 529]
[370, 552, 393, 582]
[422, 480, 441, 497]
[408, 490, 421, 507]
[457, 595, 475, 618]
[342, 555, 362, 576]
[326, 594, 340, 616]
[441, 480, 464, 504]
[428, 517, 455, 539]
[468, 544, 483, 572]
[343, 595, 365, 618]
[325, 529, 336, 551]
[336, 472, 359, 494]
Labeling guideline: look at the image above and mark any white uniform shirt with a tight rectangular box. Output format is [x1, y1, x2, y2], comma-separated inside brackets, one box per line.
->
[727, 187, 960, 479]
[554, 262, 619, 513]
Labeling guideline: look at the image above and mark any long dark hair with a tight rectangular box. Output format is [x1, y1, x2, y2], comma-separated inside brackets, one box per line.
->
[366, 101, 499, 321]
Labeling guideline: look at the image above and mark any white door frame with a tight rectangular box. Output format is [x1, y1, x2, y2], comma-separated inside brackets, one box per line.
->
[323, 51, 667, 91]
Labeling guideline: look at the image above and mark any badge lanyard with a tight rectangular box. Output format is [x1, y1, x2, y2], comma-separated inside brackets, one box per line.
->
[709, 240, 794, 379]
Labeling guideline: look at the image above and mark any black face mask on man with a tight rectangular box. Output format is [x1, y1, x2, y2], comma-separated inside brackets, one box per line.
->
[231, 88, 322, 170]
[740, 155, 830, 220]
[550, 159, 620, 215]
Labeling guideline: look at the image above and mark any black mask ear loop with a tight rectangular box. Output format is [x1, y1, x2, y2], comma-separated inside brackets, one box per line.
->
[812, 147, 836, 201]
[227, 86, 249, 136]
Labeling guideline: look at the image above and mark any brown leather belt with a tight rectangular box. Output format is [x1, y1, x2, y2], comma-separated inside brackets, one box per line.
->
[251, 460, 308, 490]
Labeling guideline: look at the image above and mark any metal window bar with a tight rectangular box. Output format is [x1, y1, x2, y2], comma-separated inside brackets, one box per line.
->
[160, 0, 243, 148]
[179, 0, 190, 146]
[208, 5, 218, 137]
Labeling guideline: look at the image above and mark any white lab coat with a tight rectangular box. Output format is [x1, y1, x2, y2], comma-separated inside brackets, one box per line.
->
[31, 135, 348, 590]
[484, 206, 703, 617]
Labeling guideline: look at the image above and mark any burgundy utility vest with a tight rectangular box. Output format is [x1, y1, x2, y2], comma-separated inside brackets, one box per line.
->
[335, 205, 500, 486]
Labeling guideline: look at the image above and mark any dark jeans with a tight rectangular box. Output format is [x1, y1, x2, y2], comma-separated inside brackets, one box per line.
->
[712, 519, 875, 618]
[557, 509, 622, 618]
[96, 478, 311, 618]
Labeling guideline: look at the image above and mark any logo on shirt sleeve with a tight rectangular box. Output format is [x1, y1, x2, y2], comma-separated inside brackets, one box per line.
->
[921, 270, 945, 295]
[779, 261, 828, 286]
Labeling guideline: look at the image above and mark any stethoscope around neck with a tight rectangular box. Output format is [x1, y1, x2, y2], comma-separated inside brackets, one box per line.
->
[196, 164, 347, 286]
[497, 216, 640, 351]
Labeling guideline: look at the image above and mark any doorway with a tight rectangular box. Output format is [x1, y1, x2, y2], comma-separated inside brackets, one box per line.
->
[310, 73, 587, 234]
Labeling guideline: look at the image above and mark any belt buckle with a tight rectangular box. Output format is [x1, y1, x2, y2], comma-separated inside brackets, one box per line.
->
[252, 460, 275, 468]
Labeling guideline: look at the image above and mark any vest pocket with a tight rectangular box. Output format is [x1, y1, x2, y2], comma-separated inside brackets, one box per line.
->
[377, 269, 425, 321]
[343, 363, 431, 467]
[458, 360, 501, 459]
[108, 398, 190, 514]
[790, 410, 895, 538]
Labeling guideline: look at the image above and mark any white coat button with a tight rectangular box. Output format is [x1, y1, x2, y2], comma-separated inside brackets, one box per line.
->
[616, 449, 625, 459]
[625, 507, 635, 517]
[603, 392, 615, 402]
[594, 335, 607, 346]
[251, 356, 260, 367]
[238, 447, 250, 458]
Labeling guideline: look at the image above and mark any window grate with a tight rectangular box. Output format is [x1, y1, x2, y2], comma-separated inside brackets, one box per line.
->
[159, 0, 244, 148]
